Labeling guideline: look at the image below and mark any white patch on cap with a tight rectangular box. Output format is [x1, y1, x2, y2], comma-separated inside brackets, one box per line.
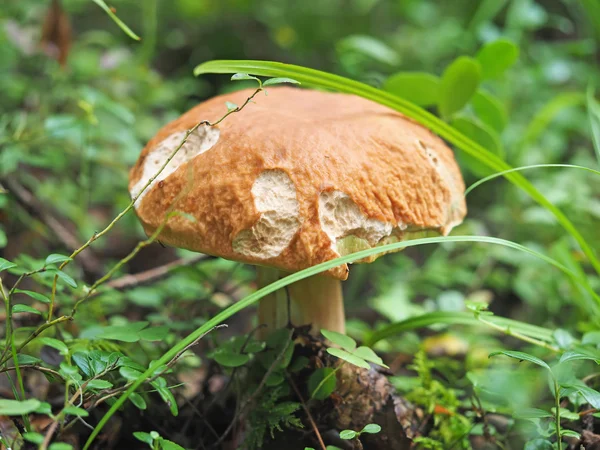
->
[319, 190, 394, 255]
[130, 124, 220, 206]
[417, 140, 463, 231]
[233, 170, 301, 259]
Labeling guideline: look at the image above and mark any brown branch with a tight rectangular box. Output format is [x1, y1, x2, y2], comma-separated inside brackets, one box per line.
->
[2, 177, 102, 274]
[0, 364, 65, 380]
[288, 374, 326, 450]
[103, 254, 208, 292]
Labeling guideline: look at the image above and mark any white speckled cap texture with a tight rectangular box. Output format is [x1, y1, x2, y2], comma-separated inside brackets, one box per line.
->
[129, 87, 467, 280]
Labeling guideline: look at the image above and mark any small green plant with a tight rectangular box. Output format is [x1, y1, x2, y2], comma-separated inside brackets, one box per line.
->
[490, 349, 600, 450]
[134, 430, 185, 450]
[340, 423, 382, 448]
[309, 329, 388, 400]
[304, 424, 381, 450]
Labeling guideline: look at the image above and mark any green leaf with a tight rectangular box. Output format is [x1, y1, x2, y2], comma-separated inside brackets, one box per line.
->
[515, 408, 553, 419]
[353, 347, 388, 368]
[159, 439, 186, 450]
[560, 430, 581, 438]
[45, 254, 72, 266]
[130, 393, 147, 410]
[14, 289, 50, 304]
[361, 423, 382, 434]
[231, 73, 261, 84]
[47, 268, 77, 288]
[225, 101, 238, 112]
[339, 430, 357, 440]
[588, 85, 600, 165]
[265, 371, 285, 387]
[138, 326, 170, 342]
[16, 354, 43, 365]
[0, 257, 17, 272]
[524, 439, 554, 450]
[476, 39, 519, 79]
[263, 77, 301, 87]
[23, 432, 45, 444]
[471, 90, 508, 132]
[383, 72, 440, 107]
[289, 356, 310, 373]
[468, 0, 509, 30]
[556, 408, 580, 421]
[152, 383, 178, 416]
[119, 367, 144, 381]
[0, 399, 41, 415]
[60, 363, 79, 377]
[213, 350, 250, 368]
[563, 383, 600, 408]
[39, 337, 69, 356]
[438, 56, 481, 118]
[327, 348, 370, 369]
[49, 443, 74, 450]
[72, 353, 94, 377]
[63, 406, 89, 417]
[12, 304, 42, 315]
[452, 116, 504, 177]
[86, 380, 113, 390]
[321, 329, 356, 352]
[560, 347, 600, 364]
[91, 0, 141, 40]
[583, 331, 600, 346]
[134, 431, 154, 445]
[97, 322, 148, 342]
[488, 350, 551, 370]
[308, 367, 337, 400]
[34, 402, 52, 415]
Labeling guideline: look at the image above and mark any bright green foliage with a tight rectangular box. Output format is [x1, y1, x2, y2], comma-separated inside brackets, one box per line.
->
[308, 367, 336, 400]
[438, 56, 482, 118]
[404, 351, 472, 449]
[321, 329, 389, 369]
[1, 1, 600, 449]
[383, 72, 440, 107]
[134, 430, 185, 450]
[476, 39, 519, 79]
[0, 399, 41, 416]
[245, 386, 303, 450]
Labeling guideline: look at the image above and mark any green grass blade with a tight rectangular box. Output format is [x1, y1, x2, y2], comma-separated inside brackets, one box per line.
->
[465, 164, 600, 196]
[84, 234, 599, 449]
[518, 92, 585, 161]
[588, 84, 600, 165]
[578, 0, 600, 40]
[92, 0, 141, 41]
[365, 311, 555, 346]
[193, 60, 600, 276]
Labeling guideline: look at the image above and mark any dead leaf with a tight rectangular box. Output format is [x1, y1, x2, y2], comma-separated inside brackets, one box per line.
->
[41, 0, 72, 67]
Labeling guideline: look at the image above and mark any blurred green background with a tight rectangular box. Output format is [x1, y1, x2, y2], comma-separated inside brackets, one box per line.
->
[1, 0, 600, 447]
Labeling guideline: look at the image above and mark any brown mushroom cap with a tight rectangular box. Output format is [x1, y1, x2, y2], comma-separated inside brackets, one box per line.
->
[129, 87, 466, 280]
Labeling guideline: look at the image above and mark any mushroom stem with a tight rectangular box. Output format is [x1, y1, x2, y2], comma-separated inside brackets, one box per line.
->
[257, 267, 345, 337]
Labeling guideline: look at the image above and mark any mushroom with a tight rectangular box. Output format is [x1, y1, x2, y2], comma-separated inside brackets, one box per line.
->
[128, 87, 466, 337]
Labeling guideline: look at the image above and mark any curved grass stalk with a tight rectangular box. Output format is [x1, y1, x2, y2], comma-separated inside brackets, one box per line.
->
[365, 311, 555, 347]
[83, 234, 599, 449]
[193, 60, 600, 276]
[465, 163, 600, 196]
